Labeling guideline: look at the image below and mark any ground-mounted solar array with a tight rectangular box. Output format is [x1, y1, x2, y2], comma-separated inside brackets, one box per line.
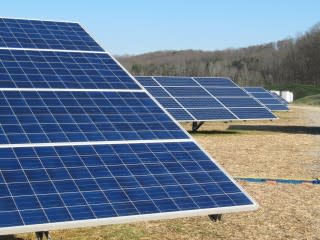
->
[244, 87, 289, 111]
[135, 76, 276, 121]
[0, 18, 257, 235]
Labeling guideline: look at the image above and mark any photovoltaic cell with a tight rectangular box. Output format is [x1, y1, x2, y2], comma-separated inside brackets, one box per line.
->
[194, 77, 237, 87]
[244, 87, 289, 111]
[270, 92, 288, 105]
[155, 76, 199, 86]
[0, 18, 103, 51]
[0, 142, 253, 228]
[166, 109, 194, 121]
[134, 76, 159, 87]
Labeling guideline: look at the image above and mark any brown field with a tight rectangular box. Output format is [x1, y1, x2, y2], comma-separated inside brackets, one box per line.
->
[3, 105, 320, 240]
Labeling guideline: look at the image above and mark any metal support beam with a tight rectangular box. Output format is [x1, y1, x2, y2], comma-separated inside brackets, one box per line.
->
[208, 214, 222, 222]
[192, 121, 204, 132]
[35, 231, 51, 240]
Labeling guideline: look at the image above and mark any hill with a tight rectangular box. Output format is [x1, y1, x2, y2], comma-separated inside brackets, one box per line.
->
[295, 94, 320, 105]
[117, 23, 320, 99]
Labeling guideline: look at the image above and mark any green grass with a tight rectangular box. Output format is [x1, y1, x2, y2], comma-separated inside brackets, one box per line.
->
[294, 94, 320, 105]
[265, 83, 320, 99]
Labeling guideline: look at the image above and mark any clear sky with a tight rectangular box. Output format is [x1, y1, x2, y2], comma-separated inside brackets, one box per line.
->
[1, 0, 319, 55]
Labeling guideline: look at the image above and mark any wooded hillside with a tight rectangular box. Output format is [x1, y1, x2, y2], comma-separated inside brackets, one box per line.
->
[118, 23, 320, 91]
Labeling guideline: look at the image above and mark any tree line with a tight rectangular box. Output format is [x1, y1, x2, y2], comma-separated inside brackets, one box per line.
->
[118, 23, 320, 88]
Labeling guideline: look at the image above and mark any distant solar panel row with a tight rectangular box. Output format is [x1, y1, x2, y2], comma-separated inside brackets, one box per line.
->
[0, 18, 257, 235]
[244, 87, 289, 111]
[270, 92, 288, 105]
[0, 18, 103, 51]
[136, 76, 276, 121]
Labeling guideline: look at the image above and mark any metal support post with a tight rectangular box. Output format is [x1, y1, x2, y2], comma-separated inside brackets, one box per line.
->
[192, 121, 204, 132]
[35, 231, 51, 240]
[208, 214, 222, 222]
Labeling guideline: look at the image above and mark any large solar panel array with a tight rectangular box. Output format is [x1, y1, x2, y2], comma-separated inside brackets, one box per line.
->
[0, 18, 257, 235]
[244, 87, 289, 111]
[135, 76, 276, 121]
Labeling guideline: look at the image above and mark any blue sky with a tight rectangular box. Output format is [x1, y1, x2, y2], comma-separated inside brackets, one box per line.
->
[1, 0, 319, 55]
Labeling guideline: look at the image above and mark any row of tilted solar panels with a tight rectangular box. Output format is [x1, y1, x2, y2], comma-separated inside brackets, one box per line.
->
[0, 17, 288, 235]
[135, 76, 288, 122]
[0, 18, 258, 235]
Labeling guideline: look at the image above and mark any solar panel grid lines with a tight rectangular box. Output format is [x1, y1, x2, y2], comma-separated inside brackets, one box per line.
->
[244, 87, 289, 111]
[137, 76, 238, 122]
[0, 142, 258, 233]
[190, 77, 239, 120]
[0, 18, 104, 51]
[0, 18, 258, 234]
[0, 90, 190, 144]
[135, 76, 277, 121]
[150, 77, 196, 121]
[269, 92, 289, 105]
[0, 142, 257, 233]
[0, 49, 141, 90]
[196, 77, 279, 120]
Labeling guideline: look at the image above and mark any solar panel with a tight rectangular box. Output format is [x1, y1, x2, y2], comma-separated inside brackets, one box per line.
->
[0, 49, 140, 89]
[0, 18, 257, 235]
[0, 18, 103, 51]
[0, 91, 187, 144]
[244, 87, 289, 111]
[136, 76, 276, 121]
[270, 92, 289, 105]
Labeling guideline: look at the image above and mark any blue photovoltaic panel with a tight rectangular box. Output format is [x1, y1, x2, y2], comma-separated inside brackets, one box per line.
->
[145, 87, 170, 97]
[244, 87, 289, 111]
[176, 98, 223, 108]
[156, 98, 181, 108]
[248, 92, 274, 99]
[188, 108, 237, 120]
[0, 18, 257, 234]
[270, 92, 289, 105]
[0, 49, 140, 89]
[0, 91, 187, 144]
[0, 18, 103, 51]
[0, 142, 253, 228]
[230, 108, 276, 119]
[264, 104, 289, 111]
[194, 77, 237, 87]
[134, 76, 159, 87]
[166, 109, 194, 121]
[165, 87, 210, 97]
[219, 98, 262, 108]
[155, 76, 199, 86]
[205, 87, 249, 97]
[258, 98, 282, 105]
[136, 76, 276, 121]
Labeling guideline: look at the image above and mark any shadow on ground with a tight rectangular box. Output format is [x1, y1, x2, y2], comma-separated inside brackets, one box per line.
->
[188, 130, 240, 135]
[228, 125, 320, 135]
[0, 236, 25, 240]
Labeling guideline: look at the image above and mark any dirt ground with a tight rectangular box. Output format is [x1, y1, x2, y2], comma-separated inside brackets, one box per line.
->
[4, 105, 320, 240]
[188, 105, 320, 180]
